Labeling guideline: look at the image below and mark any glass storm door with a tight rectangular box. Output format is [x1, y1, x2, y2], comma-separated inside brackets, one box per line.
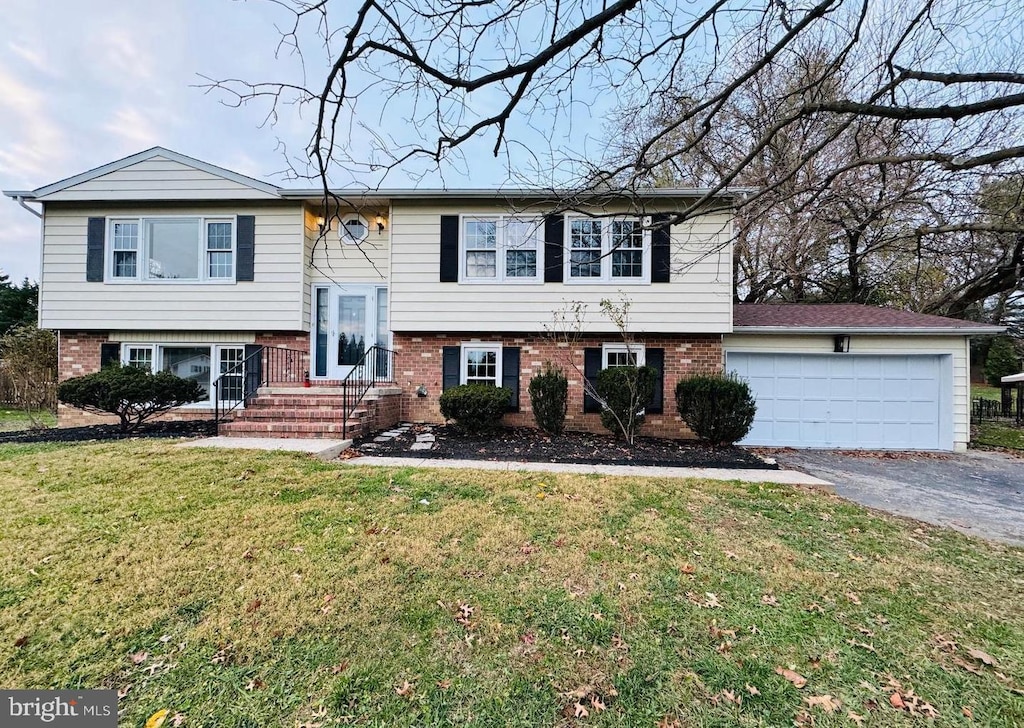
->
[313, 285, 387, 380]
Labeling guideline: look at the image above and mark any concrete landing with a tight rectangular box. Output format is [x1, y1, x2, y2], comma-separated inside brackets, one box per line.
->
[178, 436, 352, 461]
[339, 455, 832, 486]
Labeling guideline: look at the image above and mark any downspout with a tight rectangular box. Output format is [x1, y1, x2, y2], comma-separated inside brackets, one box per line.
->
[13, 195, 42, 219]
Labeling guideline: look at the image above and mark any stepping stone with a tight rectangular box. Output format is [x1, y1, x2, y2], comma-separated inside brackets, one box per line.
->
[415, 434, 435, 443]
[410, 442, 433, 451]
[374, 435, 394, 442]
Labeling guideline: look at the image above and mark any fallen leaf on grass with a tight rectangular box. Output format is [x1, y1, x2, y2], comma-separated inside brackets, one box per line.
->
[679, 563, 696, 574]
[761, 594, 779, 607]
[590, 695, 606, 711]
[573, 702, 589, 718]
[330, 662, 350, 674]
[846, 638, 877, 653]
[967, 648, 996, 666]
[745, 684, 761, 696]
[847, 710, 865, 726]
[804, 694, 841, 713]
[846, 591, 862, 605]
[395, 680, 415, 697]
[144, 709, 170, 728]
[963, 706, 974, 718]
[241, 548, 255, 561]
[655, 718, 681, 728]
[436, 679, 452, 690]
[244, 678, 265, 691]
[170, 713, 186, 727]
[775, 667, 807, 688]
[13, 636, 28, 648]
[804, 603, 825, 614]
[933, 633, 957, 652]
[130, 651, 148, 665]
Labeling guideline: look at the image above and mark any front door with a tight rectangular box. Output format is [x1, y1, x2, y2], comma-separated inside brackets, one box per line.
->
[312, 285, 389, 380]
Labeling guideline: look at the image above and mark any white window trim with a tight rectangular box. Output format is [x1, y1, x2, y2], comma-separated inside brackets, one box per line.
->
[602, 342, 646, 368]
[106, 215, 238, 284]
[458, 214, 545, 284]
[119, 343, 247, 408]
[460, 341, 503, 386]
[564, 216, 652, 284]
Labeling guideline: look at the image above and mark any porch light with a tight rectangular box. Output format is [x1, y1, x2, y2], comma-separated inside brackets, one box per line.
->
[375, 213, 386, 233]
[315, 215, 327, 233]
[834, 335, 851, 353]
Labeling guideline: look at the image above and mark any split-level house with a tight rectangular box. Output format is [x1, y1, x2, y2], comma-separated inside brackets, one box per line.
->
[4, 148, 1001, 451]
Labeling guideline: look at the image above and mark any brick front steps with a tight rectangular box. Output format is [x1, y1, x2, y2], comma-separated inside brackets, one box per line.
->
[219, 385, 402, 439]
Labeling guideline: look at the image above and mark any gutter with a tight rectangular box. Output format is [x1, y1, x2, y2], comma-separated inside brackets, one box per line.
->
[276, 187, 755, 201]
[731, 325, 1006, 336]
[10, 194, 42, 219]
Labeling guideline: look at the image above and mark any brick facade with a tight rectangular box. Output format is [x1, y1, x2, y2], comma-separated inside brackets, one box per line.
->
[56, 330, 310, 427]
[392, 332, 724, 439]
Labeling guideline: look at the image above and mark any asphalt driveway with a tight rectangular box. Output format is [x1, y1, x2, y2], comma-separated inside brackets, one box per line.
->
[776, 449, 1024, 546]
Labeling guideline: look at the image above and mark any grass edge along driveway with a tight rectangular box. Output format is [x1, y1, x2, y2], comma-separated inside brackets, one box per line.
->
[0, 440, 1021, 727]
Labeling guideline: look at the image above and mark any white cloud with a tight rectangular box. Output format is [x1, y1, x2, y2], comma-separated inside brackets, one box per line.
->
[102, 107, 163, 151]
[0, 66, 68, 181]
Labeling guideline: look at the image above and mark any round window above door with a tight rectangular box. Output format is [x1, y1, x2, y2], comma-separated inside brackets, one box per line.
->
[339, 214, 369, 245]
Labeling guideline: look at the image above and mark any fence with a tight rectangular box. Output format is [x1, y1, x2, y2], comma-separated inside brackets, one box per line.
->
[0, 366, 57, 413]
[971, 385, 1024, 425]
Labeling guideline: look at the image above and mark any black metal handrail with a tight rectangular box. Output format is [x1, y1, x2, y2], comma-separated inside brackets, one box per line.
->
[213, 345, 308, 424]
[341, 345, 395, 438]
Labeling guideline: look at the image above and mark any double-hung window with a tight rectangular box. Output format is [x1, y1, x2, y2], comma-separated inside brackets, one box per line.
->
[119, 344, 246, 404]
[461, 216, 543, 283]
[567, 217, 650, 283]
[461, 343, 502, 386]
[108, 217, 236, 282]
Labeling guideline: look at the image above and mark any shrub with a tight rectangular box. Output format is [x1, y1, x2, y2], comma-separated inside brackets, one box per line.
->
[0, 325, 57, 428]
[595, 365, 657, 442]
[984, 336, 1020, 386]
[528, 364, 568, 435]
[675, 373, 757, 447]
[58, 363, 206, 433]
[438, 384, 511, 435]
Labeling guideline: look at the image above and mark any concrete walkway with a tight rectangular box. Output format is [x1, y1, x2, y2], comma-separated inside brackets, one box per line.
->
[340, 455, 831, 485]
[178, 436, 351, 461]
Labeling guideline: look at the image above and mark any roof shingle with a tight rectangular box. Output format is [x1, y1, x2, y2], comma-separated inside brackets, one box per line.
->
[733, 303, 996, 331]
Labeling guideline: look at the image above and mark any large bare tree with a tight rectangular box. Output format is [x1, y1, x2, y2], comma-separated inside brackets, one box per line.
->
[212, 0, 1024, 319]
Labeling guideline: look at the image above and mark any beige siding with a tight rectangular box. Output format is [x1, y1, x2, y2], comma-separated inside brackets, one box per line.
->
[723, 333, 971, 451]
[389, 201, 733, 334]
[111, 331, 256, 344]
[38, 157, 278, 201]
[40, 202, 306, 331]
[302, 207, 391, 328]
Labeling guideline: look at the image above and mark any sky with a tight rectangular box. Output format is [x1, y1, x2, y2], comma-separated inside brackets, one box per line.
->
[0, 0, 588, 283]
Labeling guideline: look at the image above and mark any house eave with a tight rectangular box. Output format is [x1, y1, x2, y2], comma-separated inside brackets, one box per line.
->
[731, 325, 1005, 336]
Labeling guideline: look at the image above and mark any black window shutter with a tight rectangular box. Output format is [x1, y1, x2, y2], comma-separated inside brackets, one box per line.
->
[86, 217, 106, 282]
[236, 215, 256, 281]
[651, 213, 671, 283]
[99, 342, 120, 368]
[442, 346, 461, 390]
[243, 344, 263, 396]
[646, 347, 665, 414]
[544, 215, 564, 282]
[439, 215, 459, 282]
[502, 347, 521, 412]
[583, 347, 602, 413]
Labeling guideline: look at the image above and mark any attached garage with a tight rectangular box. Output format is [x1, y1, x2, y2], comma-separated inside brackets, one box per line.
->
[725, 304, 1003, 452]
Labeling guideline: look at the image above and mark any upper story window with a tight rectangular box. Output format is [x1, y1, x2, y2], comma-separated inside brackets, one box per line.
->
[461, 215, 543, 283]
[567, 217, 650, 283]
[108, 217, 235, 282]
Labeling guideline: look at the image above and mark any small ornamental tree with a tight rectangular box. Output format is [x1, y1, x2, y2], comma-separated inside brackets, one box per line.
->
[438, 384, 511, 435]
[0, 324, 57, 428]
[675, 373, 757, 448]
[984, 336, 1020, 386]
[595, 365, 657, 442]
[58, 363, 206, 433]
[528, 364, 568, 436]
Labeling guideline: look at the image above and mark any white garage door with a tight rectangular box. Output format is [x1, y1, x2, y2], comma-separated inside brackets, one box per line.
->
[726, 353, 950, 450]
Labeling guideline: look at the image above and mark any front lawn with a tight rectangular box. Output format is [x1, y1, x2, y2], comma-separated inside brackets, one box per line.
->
[974, 421, 1024, 450]
[0, 408, 55, 432]
[1, 441, 1022, 726]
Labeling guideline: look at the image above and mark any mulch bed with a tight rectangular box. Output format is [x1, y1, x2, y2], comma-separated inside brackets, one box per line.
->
[355, 424, 777, 469]
[0, 420, 217, 445]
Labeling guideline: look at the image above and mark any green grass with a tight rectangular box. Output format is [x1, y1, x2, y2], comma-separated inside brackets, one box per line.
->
[0, 408, 55, 432]
[974, 421, 1024, 450]
[1, 441, 1023, 726]
[972, 383, 1004, 401]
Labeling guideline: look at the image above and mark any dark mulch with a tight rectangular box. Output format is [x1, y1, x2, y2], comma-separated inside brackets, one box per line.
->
[355, 424, 776, 469]
[0, 420, 217, 445]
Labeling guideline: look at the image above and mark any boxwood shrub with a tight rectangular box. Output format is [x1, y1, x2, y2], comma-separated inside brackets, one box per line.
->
[528, 365, 568, 435]
[438, 384, 512, 435]
[674, 373, 756, 447]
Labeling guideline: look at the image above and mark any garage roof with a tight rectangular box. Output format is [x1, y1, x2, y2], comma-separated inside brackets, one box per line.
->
[733, 303, 1004, 335]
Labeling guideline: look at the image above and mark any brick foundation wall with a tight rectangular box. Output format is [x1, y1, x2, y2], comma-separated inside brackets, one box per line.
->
[392, 332, 723, 439]
[56, 331, 310, 427]
[363, 390, 403, 434]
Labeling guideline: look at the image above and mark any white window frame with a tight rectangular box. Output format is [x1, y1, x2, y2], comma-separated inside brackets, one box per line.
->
[565, 216, 652, 284]
[460, 342, 503, 386]
[602, 342, 646, 369]
[119, 343, 247, 407]
[106, 215, 237, 284]
[459, 214, 545, 284]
